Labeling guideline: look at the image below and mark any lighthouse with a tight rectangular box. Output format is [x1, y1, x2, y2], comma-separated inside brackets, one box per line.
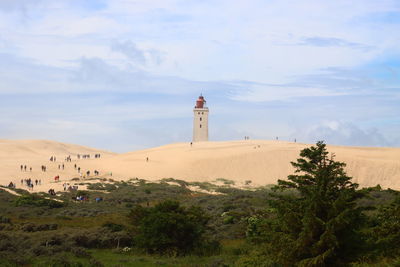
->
[193, 95, 209, 142]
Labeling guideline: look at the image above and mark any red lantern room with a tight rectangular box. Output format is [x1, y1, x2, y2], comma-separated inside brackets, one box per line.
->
[195, 95, 206, 108]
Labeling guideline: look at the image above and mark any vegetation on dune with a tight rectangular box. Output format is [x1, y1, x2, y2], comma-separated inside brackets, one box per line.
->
[241, 141, 366, 266]
[1, 142, 400, 266]
[15, 194, 65, 208]
[370, 194, 400, 256]
[129, 200, 219, 256]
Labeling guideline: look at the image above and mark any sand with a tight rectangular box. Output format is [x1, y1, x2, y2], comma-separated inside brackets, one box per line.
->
[0, 139, 400, 193]
[0, 139, 116, 193]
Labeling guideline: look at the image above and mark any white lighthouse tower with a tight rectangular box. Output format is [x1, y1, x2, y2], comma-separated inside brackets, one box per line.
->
[193, 95, 209, 142]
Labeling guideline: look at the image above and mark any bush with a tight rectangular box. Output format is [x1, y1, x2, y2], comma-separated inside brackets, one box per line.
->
[371, 196, 400, 256]
[129, 200, 216, 255]
[0, 215, 11, 224]
[70, 247, 91, 258]
[15, 194, 64, 208]
[102, 222, 124, 232]
[20, 223, 58, 232]
[42, 253, 84, 267]
[87, 183, 117, 191]
[69, 228, 131, 249]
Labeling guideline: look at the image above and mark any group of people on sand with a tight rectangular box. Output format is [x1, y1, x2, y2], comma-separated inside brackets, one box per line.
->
[9, 152, 108, 196]
[19, 178, 41, 190]
[48, 189, 56, 196]
[83, 170, 98, 177]
[63, 183, 78, 191]
[20, 165, 32, 172]
[72, 165, 100, 178]
[77, 154, 91, 159]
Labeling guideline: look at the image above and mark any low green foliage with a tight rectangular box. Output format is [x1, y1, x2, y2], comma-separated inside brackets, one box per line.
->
[216, 178, 235, 185]
[2, 143, 400, 266]
[241, 142, 368, 266]
[369, 195, 400, 256]
[87, 183, 117, 191]
[129, 200, 219, 256]
[15, 194, 64, 208]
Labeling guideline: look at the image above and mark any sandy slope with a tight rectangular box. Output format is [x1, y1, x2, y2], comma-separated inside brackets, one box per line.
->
[0, 139, 116, 193]
[1, 139, 400, 192]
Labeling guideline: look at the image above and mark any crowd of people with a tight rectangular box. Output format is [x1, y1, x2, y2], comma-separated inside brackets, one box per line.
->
[48, 188, 56, 195]
[75, 195, 88, 201]
[20, 165, 32, 172]
[74, 195, 103, 202]
[77, 154, 91, 159]
[62, 183, 78, 191]
[20, 178, 41, 190]
[9, 152, 106, 196]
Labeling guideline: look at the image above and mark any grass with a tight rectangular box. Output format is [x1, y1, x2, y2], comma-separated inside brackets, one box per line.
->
[28, 248, 240, 267]
[1, 180, 400, 266]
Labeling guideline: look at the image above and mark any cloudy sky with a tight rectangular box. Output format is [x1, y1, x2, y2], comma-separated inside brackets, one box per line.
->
[0, 0, 399, 152]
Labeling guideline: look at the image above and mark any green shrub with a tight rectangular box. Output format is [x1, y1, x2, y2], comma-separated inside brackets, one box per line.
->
[216, 178, 235, 185]
[87, 183, 117, 191]
[129, 200, 217, 255]
[0, 215, 11, 224]
[223, 216, 235, 224]
[42, 253, 84, 267]
[70, 247, 91, 258]
[102, 222, 124, 232]
[20, 223, 58, 232]
[15, 194, 64, 208]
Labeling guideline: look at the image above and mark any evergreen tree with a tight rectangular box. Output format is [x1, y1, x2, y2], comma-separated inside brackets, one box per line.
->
[252, 141, 365, 266]
[372, 194, 400, 256]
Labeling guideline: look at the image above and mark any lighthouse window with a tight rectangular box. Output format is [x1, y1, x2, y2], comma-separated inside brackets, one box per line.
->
[200, 124, 202, 128]
[200, 117, 202, 121]
[198, 112, 200, 114]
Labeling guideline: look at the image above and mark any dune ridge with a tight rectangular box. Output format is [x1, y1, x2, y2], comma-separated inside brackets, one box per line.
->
[0, 139, 400, 192]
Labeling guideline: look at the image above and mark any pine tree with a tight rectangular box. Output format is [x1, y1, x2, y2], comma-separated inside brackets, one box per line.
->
[372, 195, 400, 256]
[265, 141, 365, 266]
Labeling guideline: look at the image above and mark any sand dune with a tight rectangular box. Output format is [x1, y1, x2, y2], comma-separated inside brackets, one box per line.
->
[1, 139, 400, 193]
[0, 139, 116, 193]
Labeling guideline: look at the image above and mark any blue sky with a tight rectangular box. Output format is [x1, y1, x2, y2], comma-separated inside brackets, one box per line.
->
[0, 0, 399, 152]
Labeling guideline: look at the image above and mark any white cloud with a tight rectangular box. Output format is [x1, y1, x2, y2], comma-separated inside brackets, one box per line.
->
[292, 121, 391, 147]
[111, 40, 166, 66]
[0, 0, 399, 150]
[3, 0, 398, 81]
